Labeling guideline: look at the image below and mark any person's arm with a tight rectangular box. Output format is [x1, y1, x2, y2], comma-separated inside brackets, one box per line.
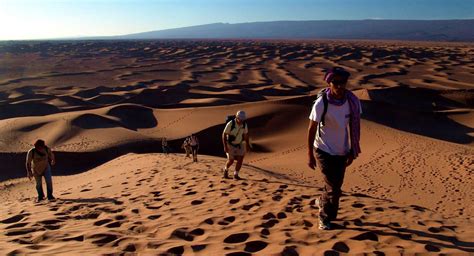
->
[307, 120, 318, 170]
[222, 123, 231, 153]
[346, 150, 354, 167]
[48, 148, 56, 166]
[26, 150, 33, 179]
[222, 132, 229, 153]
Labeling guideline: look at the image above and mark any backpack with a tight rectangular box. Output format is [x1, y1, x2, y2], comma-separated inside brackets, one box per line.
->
[315, 90, 328, 137]
[32, 147, 52, 165]
[225, 115, 247, 146]
[225, 115, 247, 131]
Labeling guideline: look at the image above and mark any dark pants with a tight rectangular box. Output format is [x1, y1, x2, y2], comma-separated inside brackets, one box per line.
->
[191, 145, 198, 162]
[314, 148, 347, 222]
[34, 165, 53, 200]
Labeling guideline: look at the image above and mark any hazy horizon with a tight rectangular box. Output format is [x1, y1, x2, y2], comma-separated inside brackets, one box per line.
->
[1, 0, 473, 40]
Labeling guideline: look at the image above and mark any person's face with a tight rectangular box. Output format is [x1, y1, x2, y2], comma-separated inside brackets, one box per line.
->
[329, 75, 347, 98]
[236, 117, 244, 124]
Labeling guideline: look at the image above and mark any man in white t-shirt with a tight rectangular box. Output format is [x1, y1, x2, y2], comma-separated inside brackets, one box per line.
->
[222, 110, 250, 180]
[307, 67, 362, 230]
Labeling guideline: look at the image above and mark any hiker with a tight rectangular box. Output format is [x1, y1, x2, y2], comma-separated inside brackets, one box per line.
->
[26, 139, 56, 202]
[162, 137, 169, 154]
[307, 67, 362, 230]
[189, 134, 199, 162]
[181, 137, 192, 158]
[222, 110, 250, 180]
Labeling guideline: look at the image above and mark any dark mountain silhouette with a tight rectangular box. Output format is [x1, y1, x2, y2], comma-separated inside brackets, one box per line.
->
[109, 20, 474, 42]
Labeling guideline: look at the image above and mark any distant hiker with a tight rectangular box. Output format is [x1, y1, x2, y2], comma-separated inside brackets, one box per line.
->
[26, 139, 56, 202]
[162, 137, 170, 154]
[182, 137, 192, 158]
[307, 67, 362, 230]
[222, 110, 250, 180]
[189, 134, 199, 162]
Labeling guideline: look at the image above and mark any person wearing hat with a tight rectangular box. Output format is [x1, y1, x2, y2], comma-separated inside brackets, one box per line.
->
[222, 110, 250, 180]
[26, 139, 56, 202]
[307, 67, 362, 230]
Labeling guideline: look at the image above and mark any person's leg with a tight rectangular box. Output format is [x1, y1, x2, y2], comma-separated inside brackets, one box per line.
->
[44, 165, 54, 200]
[223, 155, 234, 178]
[34, 175, 45, 201]
[192, 146, 198, 162]
[323, 160, 346, 220]
[234, 155, 244, 179]
[315, 149, 347, 223]
[223, 144, 234, 178]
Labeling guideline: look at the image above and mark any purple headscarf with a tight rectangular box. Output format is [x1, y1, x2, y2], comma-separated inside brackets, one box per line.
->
[324, 67, 351, 84]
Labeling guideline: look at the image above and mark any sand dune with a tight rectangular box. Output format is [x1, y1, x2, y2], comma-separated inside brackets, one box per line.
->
[0, 154, 472, 254]
[0, 40, 473, 254]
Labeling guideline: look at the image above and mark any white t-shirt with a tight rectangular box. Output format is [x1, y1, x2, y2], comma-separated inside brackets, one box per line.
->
[223, 120, 248, 145]
[309, 96, 361, 156]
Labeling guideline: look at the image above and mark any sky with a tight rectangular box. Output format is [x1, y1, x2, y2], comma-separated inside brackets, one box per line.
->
[0, 0, 473, 40]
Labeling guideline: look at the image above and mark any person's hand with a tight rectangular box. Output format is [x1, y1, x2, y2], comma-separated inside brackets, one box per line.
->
[224, 145, 229, 153]
[308, 154, 317, 170]
[50, 160, 56, 166]
[27, 171, 33, 180]
[346, 154, 354, 167]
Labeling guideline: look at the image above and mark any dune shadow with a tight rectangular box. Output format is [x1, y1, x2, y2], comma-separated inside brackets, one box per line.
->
[341, 219, 474, 252]
[362, 87, 474, 144]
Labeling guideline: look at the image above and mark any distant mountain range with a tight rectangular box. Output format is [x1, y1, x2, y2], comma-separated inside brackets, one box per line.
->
[104, 20, 474, 42]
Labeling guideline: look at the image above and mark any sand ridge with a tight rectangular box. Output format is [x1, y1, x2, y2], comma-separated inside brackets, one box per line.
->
[0, 40, 473, 254]
[1, 154, 473, 255]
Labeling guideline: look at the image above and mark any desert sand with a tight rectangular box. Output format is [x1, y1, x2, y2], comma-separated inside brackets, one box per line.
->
[0, 40, 473, 254]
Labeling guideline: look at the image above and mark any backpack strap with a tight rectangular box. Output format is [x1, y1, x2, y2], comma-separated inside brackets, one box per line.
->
[317, 91, 328, 138]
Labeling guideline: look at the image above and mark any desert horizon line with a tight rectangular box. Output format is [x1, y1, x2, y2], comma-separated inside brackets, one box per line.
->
[1, 18, 473, 41]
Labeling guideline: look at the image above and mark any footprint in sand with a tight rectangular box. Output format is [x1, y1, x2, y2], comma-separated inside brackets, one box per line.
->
[1, 213, 29, 224]
[167, 246, 185, 255]
[89, 233, 120, 246]
[281, 246, 299, 256]
[351, 231, 379, 241]
[218, 216, 236, 225]
[191, 244, 207, 252]
[147, 214, 161, 220]
[224, 233, 250, 244]
[94, 219, 113, 226]
[105, 221, 122, 228]
[5, 222, 29, 229]
[244, 240, 268, 253]
[171, 228, 204, 242]
[191, 199, 204, 205]
[332, 241, 350, 253]
[5, 227, 44, 237]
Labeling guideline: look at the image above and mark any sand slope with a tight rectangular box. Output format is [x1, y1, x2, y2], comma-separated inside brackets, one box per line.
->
[0, 40, 473, 254]
[1, 154, 473, 255]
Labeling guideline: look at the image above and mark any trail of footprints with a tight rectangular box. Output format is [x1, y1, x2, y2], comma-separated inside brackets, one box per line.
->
[0, 155, 470, 254]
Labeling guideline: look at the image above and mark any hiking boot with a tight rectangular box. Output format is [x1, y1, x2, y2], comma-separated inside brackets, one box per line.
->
[234, 174, 242, 180]
[36, 197, 45, 203]
[318, 219, 331, 230]
[48, 196, 56, 201]
[223, 168, 229, 179]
